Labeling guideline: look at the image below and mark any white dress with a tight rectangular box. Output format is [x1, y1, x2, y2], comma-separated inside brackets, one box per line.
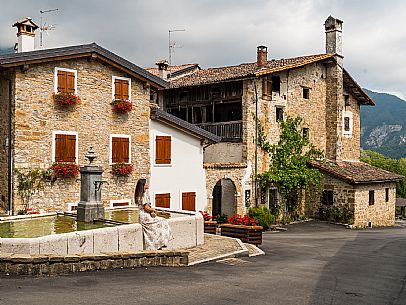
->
[138, 193, 171, 250]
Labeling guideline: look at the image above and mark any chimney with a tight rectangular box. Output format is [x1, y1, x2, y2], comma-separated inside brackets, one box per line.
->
[324, 16, 343, 59]
[155, 60, 169, 79]
[13, 17, 39, 53]
[256, 46, 268, 68]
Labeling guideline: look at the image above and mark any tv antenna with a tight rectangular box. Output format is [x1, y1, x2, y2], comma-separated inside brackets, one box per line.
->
[168, 29, 185, 68]
[40, 8, 59, 48]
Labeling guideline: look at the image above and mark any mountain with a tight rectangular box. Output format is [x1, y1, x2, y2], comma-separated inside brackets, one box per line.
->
[361, 89, 406, 159]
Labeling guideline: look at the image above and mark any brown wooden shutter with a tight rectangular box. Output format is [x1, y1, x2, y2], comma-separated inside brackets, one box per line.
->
[67, 72, 75, 94]
[112, 137, 130, 163]
[155, 136, 171, 164]
[155, 193, 170, 208]
[122, 80, 129, 100]
[55, 134, 76, 162]
[114, 79, 123, 100]
[182, 192, 196, 211]
[57, 70, 67, 93]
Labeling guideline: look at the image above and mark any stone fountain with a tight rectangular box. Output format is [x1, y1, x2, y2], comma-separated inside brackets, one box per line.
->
[77, 147, 105, 222]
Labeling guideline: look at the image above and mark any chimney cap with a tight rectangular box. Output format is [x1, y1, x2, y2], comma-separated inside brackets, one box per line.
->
[12, 17, 39, 29]
[257, 45, 268, 51]
[155, 60, 169, 70]
[324, 16, 343, 30]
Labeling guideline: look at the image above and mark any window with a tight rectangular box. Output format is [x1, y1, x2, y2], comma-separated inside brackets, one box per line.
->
[276, 107, 284, 122]
[272, 76, 280, 94]
[52, 131, 78, 163]
[342, 111, 353, 137]
[110, 135, 131, 164]
[263, 76, 280, 97]
[303, 88, 310, 99]
[385, 188, 389, 202]
[303, 128, 309, 139]
[110, 200, 131, 208]
[155, 135, 171, 165]
[260, 187, 266, 205]
[369, 190, 375, 205]
[344, 94, 350, 106]
[269, 189, 278, 211]
[322, 190, 334, 205]
[54, 67, 77, 94]
[112, 76, 131, 101]
[155, 193, 170, 208]
[182, 192, 196, 211]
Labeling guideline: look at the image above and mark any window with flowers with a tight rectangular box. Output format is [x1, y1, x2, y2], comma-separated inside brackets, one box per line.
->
[111, 76, 132, 113]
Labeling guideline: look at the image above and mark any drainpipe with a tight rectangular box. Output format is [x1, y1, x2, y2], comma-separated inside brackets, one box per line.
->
[253, 77, 259, 207]
[7, 78, 13, 215]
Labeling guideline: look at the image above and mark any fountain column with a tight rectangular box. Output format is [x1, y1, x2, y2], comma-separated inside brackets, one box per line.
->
[77, 147, 105, 222]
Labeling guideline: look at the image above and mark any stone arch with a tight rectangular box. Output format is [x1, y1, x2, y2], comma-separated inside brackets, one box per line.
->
[211, 178, 237, 216]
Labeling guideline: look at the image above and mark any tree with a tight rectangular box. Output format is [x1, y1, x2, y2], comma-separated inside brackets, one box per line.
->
[258, 117, 323, 219]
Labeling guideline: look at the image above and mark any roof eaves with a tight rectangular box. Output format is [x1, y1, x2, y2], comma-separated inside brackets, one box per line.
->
[343, 69, 375, 106]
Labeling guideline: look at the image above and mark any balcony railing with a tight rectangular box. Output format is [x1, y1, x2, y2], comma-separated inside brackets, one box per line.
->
[196, 120, 242, 141]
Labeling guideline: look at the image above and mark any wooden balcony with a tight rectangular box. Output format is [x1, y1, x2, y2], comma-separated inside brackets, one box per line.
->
[196, 120, 242, 141]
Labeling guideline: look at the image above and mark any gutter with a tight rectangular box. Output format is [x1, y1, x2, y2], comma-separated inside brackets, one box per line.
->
[7, 78, 13, 215]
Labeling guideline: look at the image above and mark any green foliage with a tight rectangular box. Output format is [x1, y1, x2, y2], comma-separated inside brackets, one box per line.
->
[214, 214, 229, 224]
[258, 117, 324, 219]
[318, 206, 353, 224]
[257, 120, 271, 153]
[15, 169, 46, 210]
[361, 150, 406, 198]
[248, 207, 276, 229]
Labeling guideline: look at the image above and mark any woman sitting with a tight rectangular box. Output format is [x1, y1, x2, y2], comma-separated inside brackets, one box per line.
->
[134, 179, 171, 250]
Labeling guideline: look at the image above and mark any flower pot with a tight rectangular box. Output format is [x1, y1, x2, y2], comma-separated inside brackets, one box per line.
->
[220, 223, 263, 245]
[204, 221, 217, 234]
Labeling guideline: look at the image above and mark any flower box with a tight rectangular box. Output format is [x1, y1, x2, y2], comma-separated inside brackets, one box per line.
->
[204, 221, 217, 234]
[53, 92, 80, 108]
[112, 162, 133, 177]
[111, 99, 133, 113]
[220, 224, 263, 245]
[50, 162, 80, 178]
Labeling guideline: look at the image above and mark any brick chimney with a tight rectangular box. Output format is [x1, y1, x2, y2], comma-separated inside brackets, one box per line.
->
[13, 17, 39, 53]
[256, 46, 268, 68]
[156, 60, 169, 79]
[324, 16, 343, 63]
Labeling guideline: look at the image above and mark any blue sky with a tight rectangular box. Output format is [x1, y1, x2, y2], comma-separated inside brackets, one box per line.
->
[1, 0, 405, 99]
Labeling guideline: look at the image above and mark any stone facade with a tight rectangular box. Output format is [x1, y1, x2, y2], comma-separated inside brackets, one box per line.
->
[6, 57, 151, 213]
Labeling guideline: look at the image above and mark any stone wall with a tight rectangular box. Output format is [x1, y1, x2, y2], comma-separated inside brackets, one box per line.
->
[341, 89, 361, 161]
[11, 58, 151, 213]
[353, 182, 396, 228]
[0, 71, 14, 213]
[203, 142, 243, 163]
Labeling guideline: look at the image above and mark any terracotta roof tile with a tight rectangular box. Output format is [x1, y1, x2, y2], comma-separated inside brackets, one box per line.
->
[146, 64, 199, 76]
[170, 54, 333, 88]
[309, 160, 404, 184]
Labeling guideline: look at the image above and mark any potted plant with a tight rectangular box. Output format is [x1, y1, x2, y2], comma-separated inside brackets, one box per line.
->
[110, 99, 133, 113]
[220, 214, 263, 245]
[53, 92, 80, 108]
[111, 162, 133, 177]
[50, 162, 80, 178]
[199, 211, 217, 234]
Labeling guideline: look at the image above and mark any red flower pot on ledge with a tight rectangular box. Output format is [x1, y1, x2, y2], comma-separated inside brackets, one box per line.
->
[220, 214, 263, 245]
[112, 162, 133, 176]
[50, 162, 80, 178]
[111, 99, 133, 113]
[53, 92, 80, 108]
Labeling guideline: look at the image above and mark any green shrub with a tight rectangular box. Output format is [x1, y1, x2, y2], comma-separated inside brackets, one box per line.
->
[248, 207, 276, 229]
[318, 206, 353, 224]
[215, 214, 229, 224]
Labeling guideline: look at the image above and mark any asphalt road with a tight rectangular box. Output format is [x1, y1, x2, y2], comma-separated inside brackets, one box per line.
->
[1, 221, 406, 305]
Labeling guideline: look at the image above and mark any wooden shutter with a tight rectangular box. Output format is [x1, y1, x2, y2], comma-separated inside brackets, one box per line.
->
[114, 79, 122, 100]
[122, 80, 129, 100]
[55, 134, 76, 162]
[57, 70, 75, 93]
[155, 193, 170, 208]
[114, 79, 129, 100]
[155, 136, 171, 164]
[182, 192, 196, 211]
[112, 137, 130, 163]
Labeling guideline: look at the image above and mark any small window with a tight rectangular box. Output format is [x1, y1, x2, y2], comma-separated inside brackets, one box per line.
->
[110, 135, 131, 164]
[322, 190, 334, 205]
[245, 190, 251, 207]
[303, 128, 309, 139]
[344, 95, 350, 106]
[344, 117, 350, 131]
[53, 132, 77, 163]
[303, 88, 310, 99]
[385, 188, 389, 202]
[271, 75, 280, 94]
[155, 136, 171, 165]
[342, 111, 353, 137]
[155, 193, 170, 208]
[182, 192, 196, 211]
[369, 190, 375, 205]
[269, 189, 278, 210]
[276, 107, 284, 122]
[55, 68, 77, 94]
[113, 76, 131, 101]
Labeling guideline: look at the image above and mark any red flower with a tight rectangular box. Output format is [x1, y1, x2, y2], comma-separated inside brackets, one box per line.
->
[50, 162, 80, 178]
[199, 211, 212, 221]
[53, 92, 80, 108]
[228, 214, 257, 226]
[110, 99, 133, 113]
[112, 162, 133, 176]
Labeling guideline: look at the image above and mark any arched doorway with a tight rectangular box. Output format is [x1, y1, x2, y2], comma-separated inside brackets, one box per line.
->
[212, 179, 237, 216]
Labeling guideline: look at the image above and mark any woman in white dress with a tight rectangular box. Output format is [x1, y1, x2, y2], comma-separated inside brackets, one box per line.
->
[134, 179, 171, 250]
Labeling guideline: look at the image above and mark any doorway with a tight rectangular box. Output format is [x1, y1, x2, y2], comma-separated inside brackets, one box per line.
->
[212, 179, 237, 216]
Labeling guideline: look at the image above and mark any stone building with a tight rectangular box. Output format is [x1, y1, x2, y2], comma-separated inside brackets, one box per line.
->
[157, 16, 403, 227]
[0, 19, 168, 213]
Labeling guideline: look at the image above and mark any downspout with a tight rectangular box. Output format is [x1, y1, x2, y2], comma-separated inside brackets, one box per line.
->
[253, 77, 259, 207]
[7, 78, 13, 215]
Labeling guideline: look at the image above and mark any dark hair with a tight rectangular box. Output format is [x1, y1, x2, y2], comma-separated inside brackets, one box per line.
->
[134, 179, 147, 205]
